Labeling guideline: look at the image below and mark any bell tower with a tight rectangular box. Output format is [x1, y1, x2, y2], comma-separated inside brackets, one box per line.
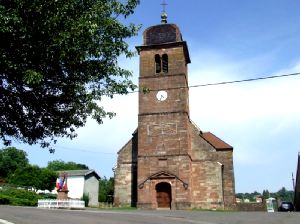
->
[136, 12, 193, 208]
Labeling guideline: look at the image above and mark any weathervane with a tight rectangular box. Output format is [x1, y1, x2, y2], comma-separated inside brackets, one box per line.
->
[161, 0, 168, 24]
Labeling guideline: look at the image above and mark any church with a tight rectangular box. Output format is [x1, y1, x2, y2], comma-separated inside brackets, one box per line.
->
[113, 12, 235, 210]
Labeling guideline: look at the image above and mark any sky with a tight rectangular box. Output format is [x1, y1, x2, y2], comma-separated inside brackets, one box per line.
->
[3, 0, 300, 193]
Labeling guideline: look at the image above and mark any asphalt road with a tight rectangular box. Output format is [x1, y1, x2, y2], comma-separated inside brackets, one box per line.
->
[0, 206, 300, 224]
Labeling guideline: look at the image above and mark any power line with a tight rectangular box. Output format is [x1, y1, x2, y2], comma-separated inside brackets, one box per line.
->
[51, 72, 300, 155]
[128, 72, 300, 93]
[189, 72, 300, 88]
[57, 145, 116, 155]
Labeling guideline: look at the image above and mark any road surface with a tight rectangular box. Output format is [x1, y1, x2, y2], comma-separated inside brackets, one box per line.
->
[0, 206, 299, 224]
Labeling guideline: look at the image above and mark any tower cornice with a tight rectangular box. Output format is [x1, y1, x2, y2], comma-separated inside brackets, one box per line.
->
[136, 41, 191, 64]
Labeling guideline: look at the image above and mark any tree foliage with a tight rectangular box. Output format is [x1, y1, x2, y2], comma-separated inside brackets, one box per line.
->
[262, 189, 270, 199]
[8, 165, 57, 191]
[0, 0, 140, 150]
[47, 159, 89, 171]
[99, 176, 114, 203]
[0, 147, 89, 191]
[236, 188, 294, 202]
[39, 168, 58, 191]
[275, 187, 294, 202]
[0, 147, 29, 178]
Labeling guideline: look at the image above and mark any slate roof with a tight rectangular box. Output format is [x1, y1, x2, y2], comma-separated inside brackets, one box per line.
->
[59, 170, 100, 180]
[201, 132, 233, 150]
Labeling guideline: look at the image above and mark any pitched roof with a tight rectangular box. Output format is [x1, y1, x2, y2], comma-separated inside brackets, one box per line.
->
[59, 170, 100, 180]
[117, 128, 137, 155]
[201, 132, 233, 150]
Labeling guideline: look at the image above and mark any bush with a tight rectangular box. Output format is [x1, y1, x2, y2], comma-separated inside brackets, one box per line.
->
[9, 197, 37, 206]
[39, 193, 57, 199]
[0, 187, 42, 206]
[0, 195, 10, 204]
[81, 193, 90, 207]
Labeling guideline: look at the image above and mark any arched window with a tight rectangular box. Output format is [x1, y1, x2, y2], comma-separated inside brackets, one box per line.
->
[162, 54, 168, 73]
[155, 54, 161, 73]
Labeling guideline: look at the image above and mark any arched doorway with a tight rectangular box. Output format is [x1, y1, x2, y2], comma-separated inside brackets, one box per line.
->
[155, 182, 172, 209]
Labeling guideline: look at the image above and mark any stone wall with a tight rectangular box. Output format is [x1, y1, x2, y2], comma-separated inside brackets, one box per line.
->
[216, 150, 236, 207]
[114, 133, 137, 207]
[191, 161, 224, 209]
[236, 202, 267, 212]
[190, 123, 230, 209]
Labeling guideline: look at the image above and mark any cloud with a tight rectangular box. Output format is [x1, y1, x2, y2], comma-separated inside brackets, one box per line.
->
[187, 50, 300, 191]
[189, 49, 300, 125]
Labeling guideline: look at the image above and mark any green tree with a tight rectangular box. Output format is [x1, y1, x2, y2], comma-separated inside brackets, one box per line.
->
[276, 187, 294, 202]
[0, 147, 29, 179]
[236, 188, 294, 203]
[262, 189, 270, 199]
[0, 0, 140, 151]
[99, 176, 114, 203]
[8, 165, 57, 191]
[39, 168, 58, 191]
[47, 160, 89, 171]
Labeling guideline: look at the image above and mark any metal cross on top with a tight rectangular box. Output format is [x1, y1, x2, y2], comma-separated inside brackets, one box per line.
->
[161, 0, 168, 13]
[160, 0, 168, 24]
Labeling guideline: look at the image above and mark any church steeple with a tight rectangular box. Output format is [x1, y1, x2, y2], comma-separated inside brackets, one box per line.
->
[114, 2, 235, 210]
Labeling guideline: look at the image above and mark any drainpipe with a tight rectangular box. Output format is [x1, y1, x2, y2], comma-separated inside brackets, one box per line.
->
[217, 162, 225, 208]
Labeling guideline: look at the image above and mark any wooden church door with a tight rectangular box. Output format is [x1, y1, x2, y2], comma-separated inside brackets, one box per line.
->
[156, 182, 172, 208]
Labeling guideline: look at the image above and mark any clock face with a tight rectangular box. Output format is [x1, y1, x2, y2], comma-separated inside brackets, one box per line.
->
[156, 90, 168, 101]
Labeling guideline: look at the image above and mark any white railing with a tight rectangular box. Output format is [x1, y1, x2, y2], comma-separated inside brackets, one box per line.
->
[38, 199, 85, 209]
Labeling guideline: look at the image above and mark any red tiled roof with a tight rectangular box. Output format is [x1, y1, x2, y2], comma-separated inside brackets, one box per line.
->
[201, 132, 233, 150]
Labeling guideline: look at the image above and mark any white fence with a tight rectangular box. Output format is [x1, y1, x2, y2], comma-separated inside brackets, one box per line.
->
[38, 199, 85, 209]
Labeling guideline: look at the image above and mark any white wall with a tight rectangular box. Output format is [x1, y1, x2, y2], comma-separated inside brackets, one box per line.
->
[67, 176, 85, 199]
[55, 173, 99, 205]
[84, 175, 99, 206]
